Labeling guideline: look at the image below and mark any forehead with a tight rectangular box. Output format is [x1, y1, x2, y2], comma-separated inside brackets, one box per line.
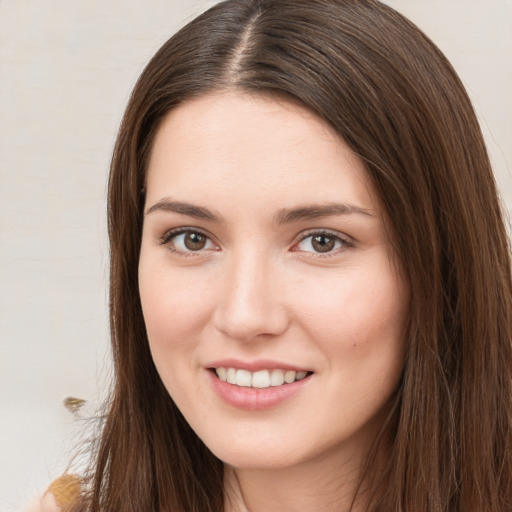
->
[145, 91, 378, 214]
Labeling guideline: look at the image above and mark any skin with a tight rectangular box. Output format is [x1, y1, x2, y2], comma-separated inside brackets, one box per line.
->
[139, 91, 409, 512]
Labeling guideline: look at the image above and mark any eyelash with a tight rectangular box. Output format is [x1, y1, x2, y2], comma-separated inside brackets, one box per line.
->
[158, 227, 217, 257]
[158, 227, 354, 257]
[293, 229, 354, 257]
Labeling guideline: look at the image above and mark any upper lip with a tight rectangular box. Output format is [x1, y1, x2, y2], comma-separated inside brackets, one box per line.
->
[205, 359, 312, 373]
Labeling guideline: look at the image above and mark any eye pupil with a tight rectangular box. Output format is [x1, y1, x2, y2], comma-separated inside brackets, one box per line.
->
[184, 232, 207, 250]
[312, 235, 335, 253]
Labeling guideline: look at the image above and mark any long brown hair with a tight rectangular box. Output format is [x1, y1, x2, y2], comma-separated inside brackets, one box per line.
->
[76, 1, 512, 510]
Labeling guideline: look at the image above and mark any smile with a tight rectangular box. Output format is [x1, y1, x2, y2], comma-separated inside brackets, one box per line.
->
[214, 367, 310, 388]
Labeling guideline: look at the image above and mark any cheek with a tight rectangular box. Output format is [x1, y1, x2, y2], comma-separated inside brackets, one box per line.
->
[138, 260, 212, 401]
[302, 273, 407, 427]
[138, 258, 215, 346]
[293, 265, 408, 371]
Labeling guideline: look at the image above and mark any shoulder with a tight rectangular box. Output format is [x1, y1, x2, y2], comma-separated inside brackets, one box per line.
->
[24, 474, 82, 512]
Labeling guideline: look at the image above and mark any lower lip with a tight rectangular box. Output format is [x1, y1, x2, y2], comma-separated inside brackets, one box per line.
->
[207, 370, 311, 411]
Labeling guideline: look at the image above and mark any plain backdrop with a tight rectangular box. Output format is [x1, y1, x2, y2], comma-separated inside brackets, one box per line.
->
[0, 1, 511, 510]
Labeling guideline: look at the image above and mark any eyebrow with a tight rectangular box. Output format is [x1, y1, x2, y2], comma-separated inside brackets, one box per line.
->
[274, 203, 373, 224]
[145, 198, 372, 224]
[145, 199, 223, 223]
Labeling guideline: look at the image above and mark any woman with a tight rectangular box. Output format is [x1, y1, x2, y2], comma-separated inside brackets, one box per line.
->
[35, 0, 512, 510]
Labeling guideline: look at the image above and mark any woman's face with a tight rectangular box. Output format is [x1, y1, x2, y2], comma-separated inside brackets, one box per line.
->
[139, 92, 408, 472]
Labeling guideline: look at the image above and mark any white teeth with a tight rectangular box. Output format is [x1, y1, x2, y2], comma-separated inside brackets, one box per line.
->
[270, 369, 285, 386]
[226, 367, 237, 384]
[252, 370, 270, 388]
[284, 370, 296, 383]
[236, 369, 252, 387]
[214, 367, 309, 388]
[216, 367, 227, 381]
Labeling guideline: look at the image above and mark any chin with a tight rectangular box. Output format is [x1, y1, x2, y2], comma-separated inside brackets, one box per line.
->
[215, 447, 303, 471]
[196, 429, 304, 470]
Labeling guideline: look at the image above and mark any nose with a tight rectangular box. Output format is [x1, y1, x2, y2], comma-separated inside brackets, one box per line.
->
[212, 249, 290, 342]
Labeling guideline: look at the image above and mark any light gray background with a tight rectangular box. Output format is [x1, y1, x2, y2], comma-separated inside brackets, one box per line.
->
[1, 1, 511, 510]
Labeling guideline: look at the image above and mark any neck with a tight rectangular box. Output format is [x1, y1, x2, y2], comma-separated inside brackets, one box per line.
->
[223, 450, 374, 512]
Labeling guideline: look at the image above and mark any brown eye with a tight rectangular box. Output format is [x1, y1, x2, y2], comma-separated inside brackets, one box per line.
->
[311, 235, 335, 253]
[184, 232, 207, 250]
[294, 232, 348, 255]
[162, 229, 216, 253]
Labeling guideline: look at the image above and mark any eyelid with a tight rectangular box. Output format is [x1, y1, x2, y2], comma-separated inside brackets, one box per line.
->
[291, 228, 354, 256]
[157, 226, 353, 257]
[158, 226, 219, 254]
